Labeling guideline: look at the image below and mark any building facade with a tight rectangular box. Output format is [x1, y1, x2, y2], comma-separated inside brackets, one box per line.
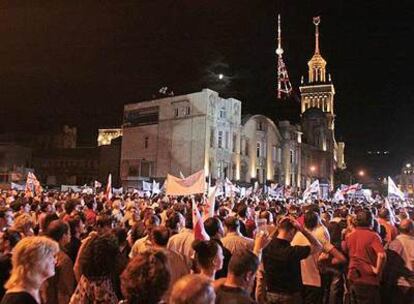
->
[121, 89, 241, 188]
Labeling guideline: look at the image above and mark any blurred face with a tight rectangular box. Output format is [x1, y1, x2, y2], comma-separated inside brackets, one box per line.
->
[24, 204, 31, 213]
[214, 245, 224, 271]
[36, 252, 57, 281]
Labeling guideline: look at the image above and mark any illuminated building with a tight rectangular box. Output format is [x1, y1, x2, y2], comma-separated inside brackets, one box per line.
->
[98, 129, 122, 146]
[299, 16, 346, 190]
[120, 89, 241, 188]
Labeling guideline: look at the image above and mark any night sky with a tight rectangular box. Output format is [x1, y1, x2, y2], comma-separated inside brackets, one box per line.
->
[0, 1, 413, 177]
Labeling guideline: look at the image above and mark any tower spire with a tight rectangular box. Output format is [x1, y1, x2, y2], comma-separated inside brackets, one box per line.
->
[276, 14, 292, 99]
[313, 16, 320, 55]
[307, 16, 326, 83]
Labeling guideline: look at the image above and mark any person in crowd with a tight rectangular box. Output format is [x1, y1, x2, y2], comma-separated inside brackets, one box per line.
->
[119, 250, 171, 304]
[129, 214, 160, 257]
[69, 234, 119, 304]
[383, 219, 414, 303]
[262, 217, 322, 304]
[221, 216, 254, 254]
[192, 239, 224, 280]
[41, 220, 75, 304]
[215, 248, 259, 304]
[11, 213, 34, 237]
[166, 211, 185, 236]
[292, 211, 346, 304]
[204, 216, 232, 279]
[149, 226, 190, 294]
[64, 214, 84, 263]
[378, 208, 398, 244]
[169, 274, 216, 304]
[73, 214, 112, 281]
[342, 209, 386, 304]
[167, 210, 195, 266]
[83, 198, 97, 227]
[62, 199, 78, 222]
[0, 207, 14, 233]
[0, 230, 21, 299]
[1, 236, 59, 304]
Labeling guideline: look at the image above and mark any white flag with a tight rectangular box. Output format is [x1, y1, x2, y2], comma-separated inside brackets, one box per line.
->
[388, 176, 404, 200]
[94, 180, 102, 188]
[303, 180, 320, 200]
[104, 174, 112, 200]
[143, 181, 152, 191]
[152, 180, 160, 194]
[333, 188, 345, 202]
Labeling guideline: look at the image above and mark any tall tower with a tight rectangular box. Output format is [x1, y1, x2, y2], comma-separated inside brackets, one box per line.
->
[276, 14, 292, 99]
[299, 16, 335, 131]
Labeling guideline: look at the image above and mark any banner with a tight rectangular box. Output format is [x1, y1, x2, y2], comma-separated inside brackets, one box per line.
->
[166, 169, 205, 196]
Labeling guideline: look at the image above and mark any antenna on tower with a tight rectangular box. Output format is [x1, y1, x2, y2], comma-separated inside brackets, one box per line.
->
[276, 14, 292, 99]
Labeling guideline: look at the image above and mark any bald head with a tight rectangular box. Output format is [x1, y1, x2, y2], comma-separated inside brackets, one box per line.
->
[399, 219, 414, 235]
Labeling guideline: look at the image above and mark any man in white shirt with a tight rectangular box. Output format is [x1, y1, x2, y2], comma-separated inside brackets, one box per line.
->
[221, 216, 253, 255]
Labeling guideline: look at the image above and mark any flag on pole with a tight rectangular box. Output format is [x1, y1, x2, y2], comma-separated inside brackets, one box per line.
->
[340, 183, 360, 196]
[143, 181, 152, 192]
[94, 180, 102, 188]
[166, 169, 205, 196]
[388, 176, 404, 200]
[104, 174, 112, 200]
[192, 198, 210, 241]
[224, 178, 240, 197]
[302, 180, 320, 200]
[152, 180, 160, 194]
[204, 185, 217, 220]
[333, 188, 345, 202]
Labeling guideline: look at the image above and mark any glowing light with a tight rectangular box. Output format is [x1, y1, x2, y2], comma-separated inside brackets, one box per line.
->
[310, 166, 316, 173]
[218, 74, 224, 80]
[358, 170, 365, 177]
[406, 163, 411, 168]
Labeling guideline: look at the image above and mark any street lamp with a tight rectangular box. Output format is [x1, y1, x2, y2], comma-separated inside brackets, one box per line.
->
[358, 170, 365, 177]
[218, 73, 224, 80]
[310, 166, 316, 173]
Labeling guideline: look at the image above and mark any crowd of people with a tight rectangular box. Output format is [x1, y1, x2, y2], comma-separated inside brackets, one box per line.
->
[0, 189, 413, 304]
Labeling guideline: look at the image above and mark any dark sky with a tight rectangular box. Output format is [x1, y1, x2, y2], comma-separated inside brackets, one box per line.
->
[0, 1, 413, 177]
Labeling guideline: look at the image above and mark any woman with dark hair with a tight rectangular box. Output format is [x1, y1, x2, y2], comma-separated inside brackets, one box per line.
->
[69, 234, 119, 304]
[119, 250, 171, 304]
[0, 230, 21, 299]
[192, 240, 224, 280]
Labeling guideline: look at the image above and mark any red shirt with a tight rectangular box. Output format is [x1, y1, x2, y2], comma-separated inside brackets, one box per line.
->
[342, 227, 385, 286]
[84, 209, 96, 226]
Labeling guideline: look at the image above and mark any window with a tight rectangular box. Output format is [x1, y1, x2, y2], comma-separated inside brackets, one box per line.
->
[174, 108, 179, 118]
[257, 121, 264, 131]
[219, 106, 226, 119]
[128, 165, 139, 177]
[272, 146, 277, 161]
[232, 133, 237, 153]
[257, 142, 261, 158]
[218, 131, 223, 148]
[245, 140, 249, 156]
[290, 150, 294, 164]
[141, 161, 152, 177]
[217, 162, 223, 178]
[144, 137, 149, 149]
[124, 106, 159, 127]
[225, 131, 229, 149]
[185, 106, 191, 116]
[210, 128, 215, 148]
